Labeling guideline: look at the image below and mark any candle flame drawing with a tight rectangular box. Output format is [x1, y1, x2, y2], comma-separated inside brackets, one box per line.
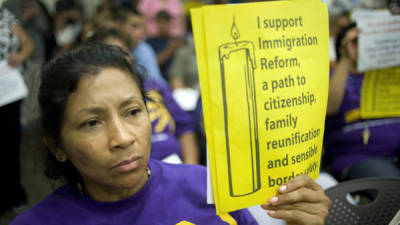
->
[218, 15, 260, 197]
[231, 16, 240, 42]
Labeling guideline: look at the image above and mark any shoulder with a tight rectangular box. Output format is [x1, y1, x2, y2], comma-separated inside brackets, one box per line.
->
[151, 159, 206, 179]
[10, 184, 79, 225]
[140, 41, 155, 52]
[135, 42, 157, 57]
[150, 159, 207, 191]
[134, 42, 156, 63]
[144, 78, 163, 92]
[148, 161, 257, 224]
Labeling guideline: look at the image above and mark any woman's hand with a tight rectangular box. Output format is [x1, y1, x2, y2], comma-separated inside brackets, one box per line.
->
[261, 175, 331, 225]
[339, 27, 360, 63]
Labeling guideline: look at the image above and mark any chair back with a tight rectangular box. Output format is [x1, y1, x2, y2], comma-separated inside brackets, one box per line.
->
[325, 177, 400, 225]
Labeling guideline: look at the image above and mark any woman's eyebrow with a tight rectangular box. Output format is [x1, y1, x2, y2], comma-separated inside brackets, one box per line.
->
[76, 107, 106, 117]
[73, 96, 142, 118]
[119, 96, 142, 109]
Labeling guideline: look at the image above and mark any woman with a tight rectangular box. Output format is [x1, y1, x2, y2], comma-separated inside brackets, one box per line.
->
[10, 45, 330, 224]
[88, 29, 199, 164]
[0, 7, 34, 214]
[325, 23, 400, 180]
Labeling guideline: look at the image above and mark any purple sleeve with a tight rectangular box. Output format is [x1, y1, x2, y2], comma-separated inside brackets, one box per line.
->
[231, 209, 259, 225]
[156, 160, 259, 225]
[149, 80, 195, 137]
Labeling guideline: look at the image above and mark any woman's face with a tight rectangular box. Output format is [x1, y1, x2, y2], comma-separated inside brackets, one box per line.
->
[57, 68, 151, 201]
[343, 27, 360, 62]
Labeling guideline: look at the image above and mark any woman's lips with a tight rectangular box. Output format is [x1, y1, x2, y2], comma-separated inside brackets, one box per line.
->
[112, 156, 141, 172]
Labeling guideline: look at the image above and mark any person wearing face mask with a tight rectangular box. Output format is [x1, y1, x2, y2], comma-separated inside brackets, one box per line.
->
[324, 22, 400, 181]
[53, 0, 84, 54]
[9, 44, 330, 225]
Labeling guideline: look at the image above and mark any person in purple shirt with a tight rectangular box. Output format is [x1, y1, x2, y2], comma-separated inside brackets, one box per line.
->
[144, 78, 197, 162]
[87, 28, 199, 164]
[325, 22, 400, 180]
[10, 45, 330, 225]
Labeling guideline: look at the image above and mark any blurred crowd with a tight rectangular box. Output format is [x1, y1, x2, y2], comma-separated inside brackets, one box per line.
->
[0, 0, 399, 222]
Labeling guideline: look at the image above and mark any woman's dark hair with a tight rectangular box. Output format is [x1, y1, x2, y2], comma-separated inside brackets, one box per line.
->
[39, 44, 145, 184]
[335, 22, 357, 61]
[86, 28, 151, 88]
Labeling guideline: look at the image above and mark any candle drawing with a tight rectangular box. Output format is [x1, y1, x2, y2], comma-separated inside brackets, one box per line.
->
[218, 16, 260, 197]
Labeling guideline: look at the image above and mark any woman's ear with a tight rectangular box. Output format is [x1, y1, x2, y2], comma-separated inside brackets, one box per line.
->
[43, 136, 68, 163]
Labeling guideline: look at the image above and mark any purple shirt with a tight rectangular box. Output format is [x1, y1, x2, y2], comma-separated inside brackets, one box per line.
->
[325, 72, 400, 178]
[10, 160, 257, 225]
[144, 79, 194, 160]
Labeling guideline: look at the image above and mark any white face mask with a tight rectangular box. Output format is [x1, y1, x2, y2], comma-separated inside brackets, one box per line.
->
[55, 23, 82, 46]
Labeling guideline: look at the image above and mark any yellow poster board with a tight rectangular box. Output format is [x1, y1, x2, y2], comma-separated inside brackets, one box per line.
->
[191, 1, 329, 214]
[361, 67, 400, 118]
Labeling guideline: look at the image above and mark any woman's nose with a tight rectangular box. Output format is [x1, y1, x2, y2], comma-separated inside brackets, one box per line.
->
[109, 118, 135, 150]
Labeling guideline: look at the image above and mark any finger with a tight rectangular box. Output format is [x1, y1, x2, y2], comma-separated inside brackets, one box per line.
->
[283, 174, 323, 193]
[267, 209, 326, 225]
[263, 188, 326, 209]
[279, 188, 327, 205]
[262, 201, 325, 215]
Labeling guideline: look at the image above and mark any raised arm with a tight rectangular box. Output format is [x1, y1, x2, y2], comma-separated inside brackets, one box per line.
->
[8, 24, 35, 67]
[326, 27, 359, 116]
[327, 57, 351, 115]
[179, 131, 199, 164]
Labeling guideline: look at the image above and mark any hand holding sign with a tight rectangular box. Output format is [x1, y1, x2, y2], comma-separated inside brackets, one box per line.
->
[262, 175, 330, 225]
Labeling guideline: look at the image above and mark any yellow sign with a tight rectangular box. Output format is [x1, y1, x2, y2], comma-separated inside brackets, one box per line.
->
[361, 67, 400, 118]
[192, 1, 329, 214]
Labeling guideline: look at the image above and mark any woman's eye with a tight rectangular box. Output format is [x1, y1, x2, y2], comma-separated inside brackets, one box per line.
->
[128, 109, 140, 117]
[83, 120, 100, 128]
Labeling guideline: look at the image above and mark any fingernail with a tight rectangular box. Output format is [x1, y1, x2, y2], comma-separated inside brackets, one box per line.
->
[279, 185, 287, 193]
[269, 196, 278, 204]
[268, 210, 276, 216]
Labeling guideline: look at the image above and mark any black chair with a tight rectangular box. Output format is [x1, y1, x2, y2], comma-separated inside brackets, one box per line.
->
[325, 177, 400, 225]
